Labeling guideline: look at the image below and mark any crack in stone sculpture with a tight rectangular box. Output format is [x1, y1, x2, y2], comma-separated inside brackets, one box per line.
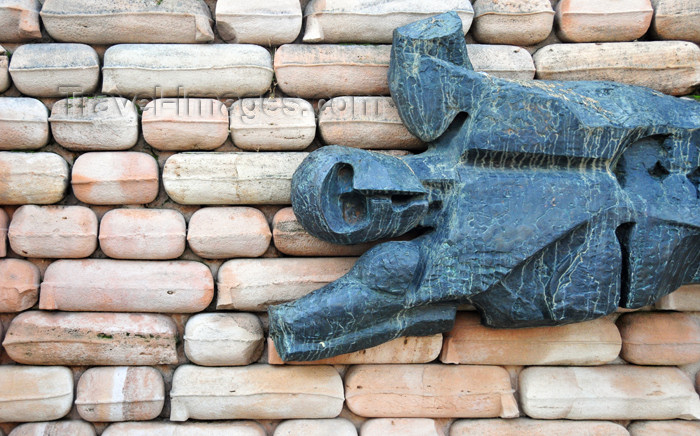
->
[268, 12, 700, 362]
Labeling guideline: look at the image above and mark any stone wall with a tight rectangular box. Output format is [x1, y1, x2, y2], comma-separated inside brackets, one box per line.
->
[0, 0, 699, 435]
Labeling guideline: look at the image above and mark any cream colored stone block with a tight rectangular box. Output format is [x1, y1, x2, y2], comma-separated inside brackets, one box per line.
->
[184, 313, 264, 366]
[0, 258, 39, 312]
[656, 285, 700, 311]
[467, 44, 536, 80]
[102, 421, 266, 436]
[0, 0, 41, 42]
[0, 46, 9, 93]
[0, 98, 49, 150]
[0, 208, 6, 257]
[617, 312, 700, 365]
[275, 419, 357, 436]
[556, 0, 653, 42]
[0, 152, 68, 204]
[472, 0, 554, 46]
[361, 419, 444, 436]
[187, 207, 271, 259]
[216, 0, 301, 45]
[0, 366, 73, 422]
[9, 421, 96, 436]
[450, 418, 630, 436]
[651, 0, 700, 44]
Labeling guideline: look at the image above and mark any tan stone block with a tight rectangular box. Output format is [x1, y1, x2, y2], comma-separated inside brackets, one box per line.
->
[0, 46, 9, 93]
[3, 311, 179, 365]
[49, 97, 139, 151]
[275, 419, 357, 436]
[617, 312, 700, 365]
[303, 0, 473, 43]
[472, 0, 554, 46]
[40, 0, 214, 44]
[450, 418, 630, 435]
[533, 41, 700, 96]
[466, 44, 536, 80]
[268, 334, 442, 365]
[9, 205, 98, 258]
[9, 421, 96, 436]
[40, 259, 213, 313]
[142, 98, 229, 151]
[0, 208, 6, 257]
[0, 366, 73, 422]
[519, 366, 700, 420]
[76, 366, 164, 422]
[656, 284, 700, 311]
[8, 44, 99, 97]
[163, 152, 307, 205]
[102, 421, 266, 436]
[0, 0, 41, 42]
[71, 152, 159, 205]
[187, 207, 270, 259]
[651, 0, 700, 44]
[556, 0, 653, 43]
[170, 364, 344, 421]
[361, 419, 444, 436]
[99, 208, 186, 260]
[440, 313, 621, 365]
[274, 44, 391, 98]
[216, 0, 301, 45]
[345, 364, 518, 418]
[102, 44, 273, 98]
[0, 98, 49, 150]
[628, 420, 700, 436]
[0, 152, 68, 204]
[184, 313, 264, 366]
[217, 257, 356, 311]
[0, 258, 39, 312]
[229, 98, 316, 151]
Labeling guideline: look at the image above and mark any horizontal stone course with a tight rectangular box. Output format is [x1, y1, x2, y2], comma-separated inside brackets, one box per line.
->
[184, 313, 265, 366]
[215, 0, 302, 45]
[555, 0, 653, 43]
[617, 311, 700, 365]
[0, 0, 41, 42]
[0, 152, 69, 204]
[0, 366, 73, 423]
[0, 258, 40, 312]
[449, 418, 630, 435]
[0, 97, 49, 150]
[8, 421, 96, 436]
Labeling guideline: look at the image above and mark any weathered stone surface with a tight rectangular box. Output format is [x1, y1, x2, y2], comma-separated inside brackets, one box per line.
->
[9, 205, 98, 258]
[519, 366, 700, 420]
[0, 45, 8, 93]
[0, 152, 68, 204]
[627, 420, 700, 436]
[3, 311, 179, 365]
[217, 257, 356, 311]
[163, 152, 307, 205]
[184, 313, 264, 366]
[187, 207, 270, 259]
[651, 0, 700, 44]
[216, 0, 301, 45]
[40, 259, 213, 313]
[361, 419, 443, 436]
[450, 418, 630, 436]
[617, 312, 700, 365]
[170, 364, 344, 421]
[142, 98, 229, 151]
[303, 0, 473, 43]
[49, 97, 139, 151]
[71, 152, 159, 205]
[0, 208, 6, 257]
[99, 208, 186, 260]
[9, 421, 96, 436]
[76, 366, 164, 422]
[466, 44, 535, 80]
[268, 334, 442, 365]
[656, 285, 700, 311]
[0, 0, 41, 42]
[230, 98, 316, 151]
[274, 44, 391, 98]
[8, 44, 99, 97]
[0, 97, 49, 150]
[533, 41, 700, 95]
[345, 364, 518, 418]
[40, 0, 214, 44]
[555, 0, 653, 43]
[441, 313, 621, 365]
[0, 258, 39, 312]
[102, 44, 273, 98]
[0, 366, 73, 422]
[472, 0, 554, 46]
[102, 421, 266, 436]
[274, 419, 357, 436]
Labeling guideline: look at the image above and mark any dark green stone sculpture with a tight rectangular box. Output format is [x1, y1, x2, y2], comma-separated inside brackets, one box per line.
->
[268, 12, 700, 361]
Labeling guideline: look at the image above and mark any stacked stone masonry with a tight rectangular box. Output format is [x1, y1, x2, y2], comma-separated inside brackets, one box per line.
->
[0, 0, 698, 434]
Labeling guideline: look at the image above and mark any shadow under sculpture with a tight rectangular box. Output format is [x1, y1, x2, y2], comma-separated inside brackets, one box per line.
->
[268, 12, 700, 362]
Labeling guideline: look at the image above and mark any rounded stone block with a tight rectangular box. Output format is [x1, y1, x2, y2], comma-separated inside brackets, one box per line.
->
[102, 421, 266, 436]
[0, 45, 9, 93]
[142, 98, 229, 151]
[229, 98, 316, 151]
[71, 152, 159, 205]
[216, 0, 301, 45]
[0, 366, 73, 423]
[99, 208, 186, 260]
[40, 259, 214, 313]
[656, 285, 700, 311]
[274, 419, 357, 436]
[184, 313, 264, 366]
[0, 0, 41, 42]
[9, 205, 98, 258]
[76, 366, 165, 422]
[617, 312, 700, 365]
[466, 44, 536, 80]
[0, 97, 49, 150]
[49, 97, 139, 151]
[0, 208, 7, 257]
[0, 152, 68, 204]
[345, 364, 518, 418]
[102, 44, 273, 98]
[533, 41, 700, 96]
[450, 418, 630, 436]
[40, 0, 214, 44]
[8, 43, 99, 97]
[274, 44, 391, 98]
[187, 207, 271, 259]
[9, 421, 96, 436]
[555, 0, 653, 43]
[627, 420, 700, 436]
[170, 364, 344, 421]
[2, 311, 179, 365]
[0, 258, 39, 312]
[163, 152, 307, 205]
[217, 257, 356, 311]
[361, 419, 443, 436]
[472, 0, 554, 46]
[651, 0, 700, 44]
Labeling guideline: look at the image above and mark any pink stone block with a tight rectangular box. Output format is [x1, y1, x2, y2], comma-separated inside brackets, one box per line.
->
[617, 312, 700, 365]
[361, 419, 444, 436]
[0, 208, 7, 257]
[187, 207, 271, 259]
[627, 420, 700, 436]
[0, 258, 39, 312]
[450, 418, 630, 436]
[101, 421, 267, 435]
[9, 421, 96, 436]
[274, 419, 357, 436]
[556, 0, 653, 42]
